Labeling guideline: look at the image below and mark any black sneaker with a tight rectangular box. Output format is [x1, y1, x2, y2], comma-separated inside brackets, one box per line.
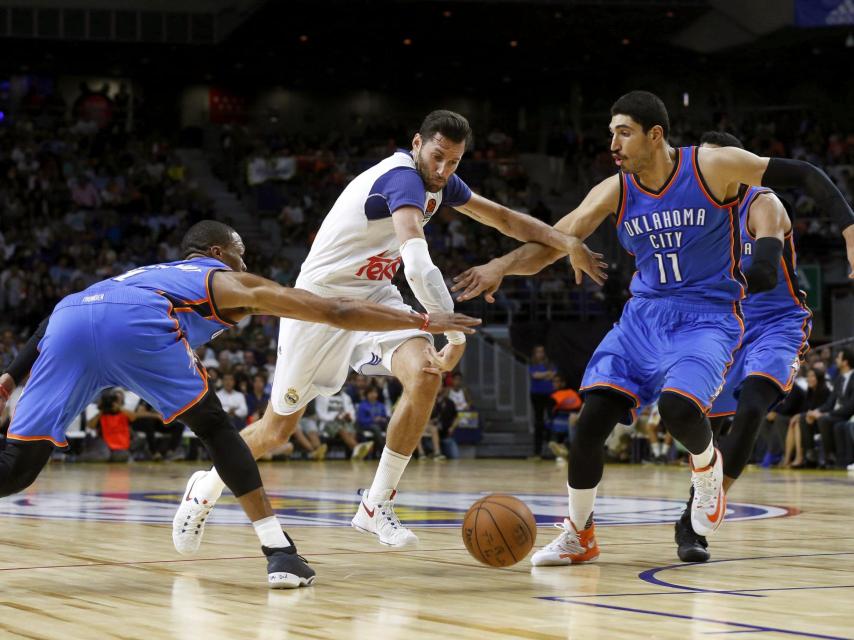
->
[263, 545, 316, 589]
[675, 489, 709, 563]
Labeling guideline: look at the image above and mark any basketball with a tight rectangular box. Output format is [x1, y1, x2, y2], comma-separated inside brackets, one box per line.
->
[462, 494, 537, 567]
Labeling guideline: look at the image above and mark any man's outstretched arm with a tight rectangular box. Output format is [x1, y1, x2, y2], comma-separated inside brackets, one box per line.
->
[452, 174, 619, 302]
[211, 270, 481, 334]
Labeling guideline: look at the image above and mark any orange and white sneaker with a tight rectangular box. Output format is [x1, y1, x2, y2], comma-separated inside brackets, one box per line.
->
[530, 518, 599, 566]
[690, 448, 726, 537]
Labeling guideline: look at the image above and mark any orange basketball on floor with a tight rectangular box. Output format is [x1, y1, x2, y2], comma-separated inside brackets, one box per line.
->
[462, 494, 537, 567]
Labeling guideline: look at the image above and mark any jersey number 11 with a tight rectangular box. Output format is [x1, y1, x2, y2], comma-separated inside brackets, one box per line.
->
[654, 252, 683, 284]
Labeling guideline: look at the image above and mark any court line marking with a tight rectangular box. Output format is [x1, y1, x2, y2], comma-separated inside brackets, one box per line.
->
[638, 551, 854, 597]
[538, 597, 852, 640]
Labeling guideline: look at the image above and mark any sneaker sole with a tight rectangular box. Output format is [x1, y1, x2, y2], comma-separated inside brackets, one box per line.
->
[350, 521, 418, 547]
[172, 470, 211, 556]
[269, 572, 316, 589]
[677, 545, 711, 563]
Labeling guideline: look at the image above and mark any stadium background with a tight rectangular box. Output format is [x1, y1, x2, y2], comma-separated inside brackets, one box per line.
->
[0, 0, 852, 460]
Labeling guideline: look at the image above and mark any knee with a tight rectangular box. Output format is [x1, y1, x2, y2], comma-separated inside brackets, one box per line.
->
[403, 370, 441, 401]
[658, 392, 704, 427]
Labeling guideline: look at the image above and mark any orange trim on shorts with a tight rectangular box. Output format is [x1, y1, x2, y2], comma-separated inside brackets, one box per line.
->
[745, 370, 791, 394]
[708, 410, 736, 418]
[162, 343, 209, 424]
[661, 387, 710, 414]
[628, 148, 682, 199]
[6, 433, 69, 448]
[580, 382, 641, 407]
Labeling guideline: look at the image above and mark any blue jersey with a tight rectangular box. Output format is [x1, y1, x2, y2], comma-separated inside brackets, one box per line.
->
[738, 186, 809, 320]
[78, 257, 235, 348]
[616, 146, 745, 304]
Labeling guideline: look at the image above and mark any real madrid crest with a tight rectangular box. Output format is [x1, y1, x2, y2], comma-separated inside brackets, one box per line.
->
[285, 388, 300, 405]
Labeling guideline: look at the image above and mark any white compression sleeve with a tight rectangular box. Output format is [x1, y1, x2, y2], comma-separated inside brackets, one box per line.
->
[399, 237, 465, 344]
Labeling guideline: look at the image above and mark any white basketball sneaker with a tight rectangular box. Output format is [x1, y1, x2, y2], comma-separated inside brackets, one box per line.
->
[530, 518, 599, 566]
[690, 448, 726, 537]
[350, 490, 418, 547]
[173, 470, 218, 555]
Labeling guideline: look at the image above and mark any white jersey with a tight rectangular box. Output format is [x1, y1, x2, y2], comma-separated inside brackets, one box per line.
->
[296, 150, 472, 297]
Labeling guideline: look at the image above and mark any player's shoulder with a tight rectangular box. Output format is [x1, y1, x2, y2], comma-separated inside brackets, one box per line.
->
[588, 173, 622, 208]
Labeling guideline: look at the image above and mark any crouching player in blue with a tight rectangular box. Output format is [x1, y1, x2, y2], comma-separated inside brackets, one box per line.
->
[674, 132, 812, 562]
[0, 220, 479, 588]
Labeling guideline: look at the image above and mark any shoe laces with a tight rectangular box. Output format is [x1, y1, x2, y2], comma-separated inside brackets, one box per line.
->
[180, 498, 212, 532]
[691, 469, 718, 511]
[377, 500, 405, 532]
[543, 521, 584, 555]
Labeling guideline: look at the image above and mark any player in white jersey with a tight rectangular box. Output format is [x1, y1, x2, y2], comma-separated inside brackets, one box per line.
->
[173, 110, 606, 551]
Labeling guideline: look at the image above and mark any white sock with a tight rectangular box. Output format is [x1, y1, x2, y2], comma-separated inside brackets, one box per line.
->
[366, 447, 411, 505]
[691, 438, 715, 469]
[253, 515, 289, 549]
[651, 441, 662, 457]
[194, 467, 226, 501]
[568, 484, 597, 531]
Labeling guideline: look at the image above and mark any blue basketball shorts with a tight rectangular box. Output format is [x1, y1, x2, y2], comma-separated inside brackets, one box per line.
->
[709, 308, 811, 417]
[580, 296, 744, 424]
[7, 290, 208, 448]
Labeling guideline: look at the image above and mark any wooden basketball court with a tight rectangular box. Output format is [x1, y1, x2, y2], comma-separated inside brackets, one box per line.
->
[0, 459, 851, 639]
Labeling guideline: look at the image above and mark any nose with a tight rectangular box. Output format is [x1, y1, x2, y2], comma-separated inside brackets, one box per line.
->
[610, 134, 620, 152]
[436, 161, 452, 178]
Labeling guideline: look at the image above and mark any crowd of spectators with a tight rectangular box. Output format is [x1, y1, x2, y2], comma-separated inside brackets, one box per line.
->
[533, 343, 854, 472]
[1, 86, 853, 466]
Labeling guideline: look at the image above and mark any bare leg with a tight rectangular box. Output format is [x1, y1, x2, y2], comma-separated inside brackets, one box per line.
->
[385, 338, 442, 455]
[240, 406, 306, 459]
[430, 424, 441, 455]
[339, 430, 359, 452]
[792, 422, 803, 466]
[291, 428, 315, 452]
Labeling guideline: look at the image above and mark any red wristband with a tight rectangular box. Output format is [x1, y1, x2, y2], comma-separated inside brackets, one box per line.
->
[418, 312, 430, 331]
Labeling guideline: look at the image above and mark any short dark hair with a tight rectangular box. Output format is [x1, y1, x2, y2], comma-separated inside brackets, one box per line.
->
[700, 131, 744, 149]
[180, 220, 236, 258]
[839, 348, 854, 369]
[419, 110, 472, 147]
[610, 91, 670, 139]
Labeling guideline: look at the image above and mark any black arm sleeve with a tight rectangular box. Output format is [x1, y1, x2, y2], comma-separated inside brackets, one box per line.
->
[761, 158, 854, 231]
[744, 237, 783, 294]
[5, 316, 50, 384]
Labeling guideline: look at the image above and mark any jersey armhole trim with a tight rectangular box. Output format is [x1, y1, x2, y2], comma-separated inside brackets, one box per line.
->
[692, 146, 739, 208]
[615, 173, 627, 227]
[206, 270, 238, 327]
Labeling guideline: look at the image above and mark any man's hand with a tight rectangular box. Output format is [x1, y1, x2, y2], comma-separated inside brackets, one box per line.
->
[0, 372, 14, 415]
[422, 343, 466, 375]
[425, 312, 482, 333]
[452, 260, 506, 303]
[566, 237, 608, 286]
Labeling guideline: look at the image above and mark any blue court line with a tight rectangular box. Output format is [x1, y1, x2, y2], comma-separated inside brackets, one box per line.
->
[538, 597, 852, 640]
[638, 551, 854, 597]
[562, 584, 854, 598]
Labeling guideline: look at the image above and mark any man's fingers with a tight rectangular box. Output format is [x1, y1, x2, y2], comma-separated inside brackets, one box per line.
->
[422, 366, 442, 376]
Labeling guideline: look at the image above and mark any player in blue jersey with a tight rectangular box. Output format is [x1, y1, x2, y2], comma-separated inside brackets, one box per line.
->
[452, 90, 854, 566]
[674, 131, 812, 562]
[0, 220, 479, 588]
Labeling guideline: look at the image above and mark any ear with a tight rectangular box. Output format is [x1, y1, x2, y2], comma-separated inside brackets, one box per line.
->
[412, 132, 422, 151]
[648, 125, 664, 143]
